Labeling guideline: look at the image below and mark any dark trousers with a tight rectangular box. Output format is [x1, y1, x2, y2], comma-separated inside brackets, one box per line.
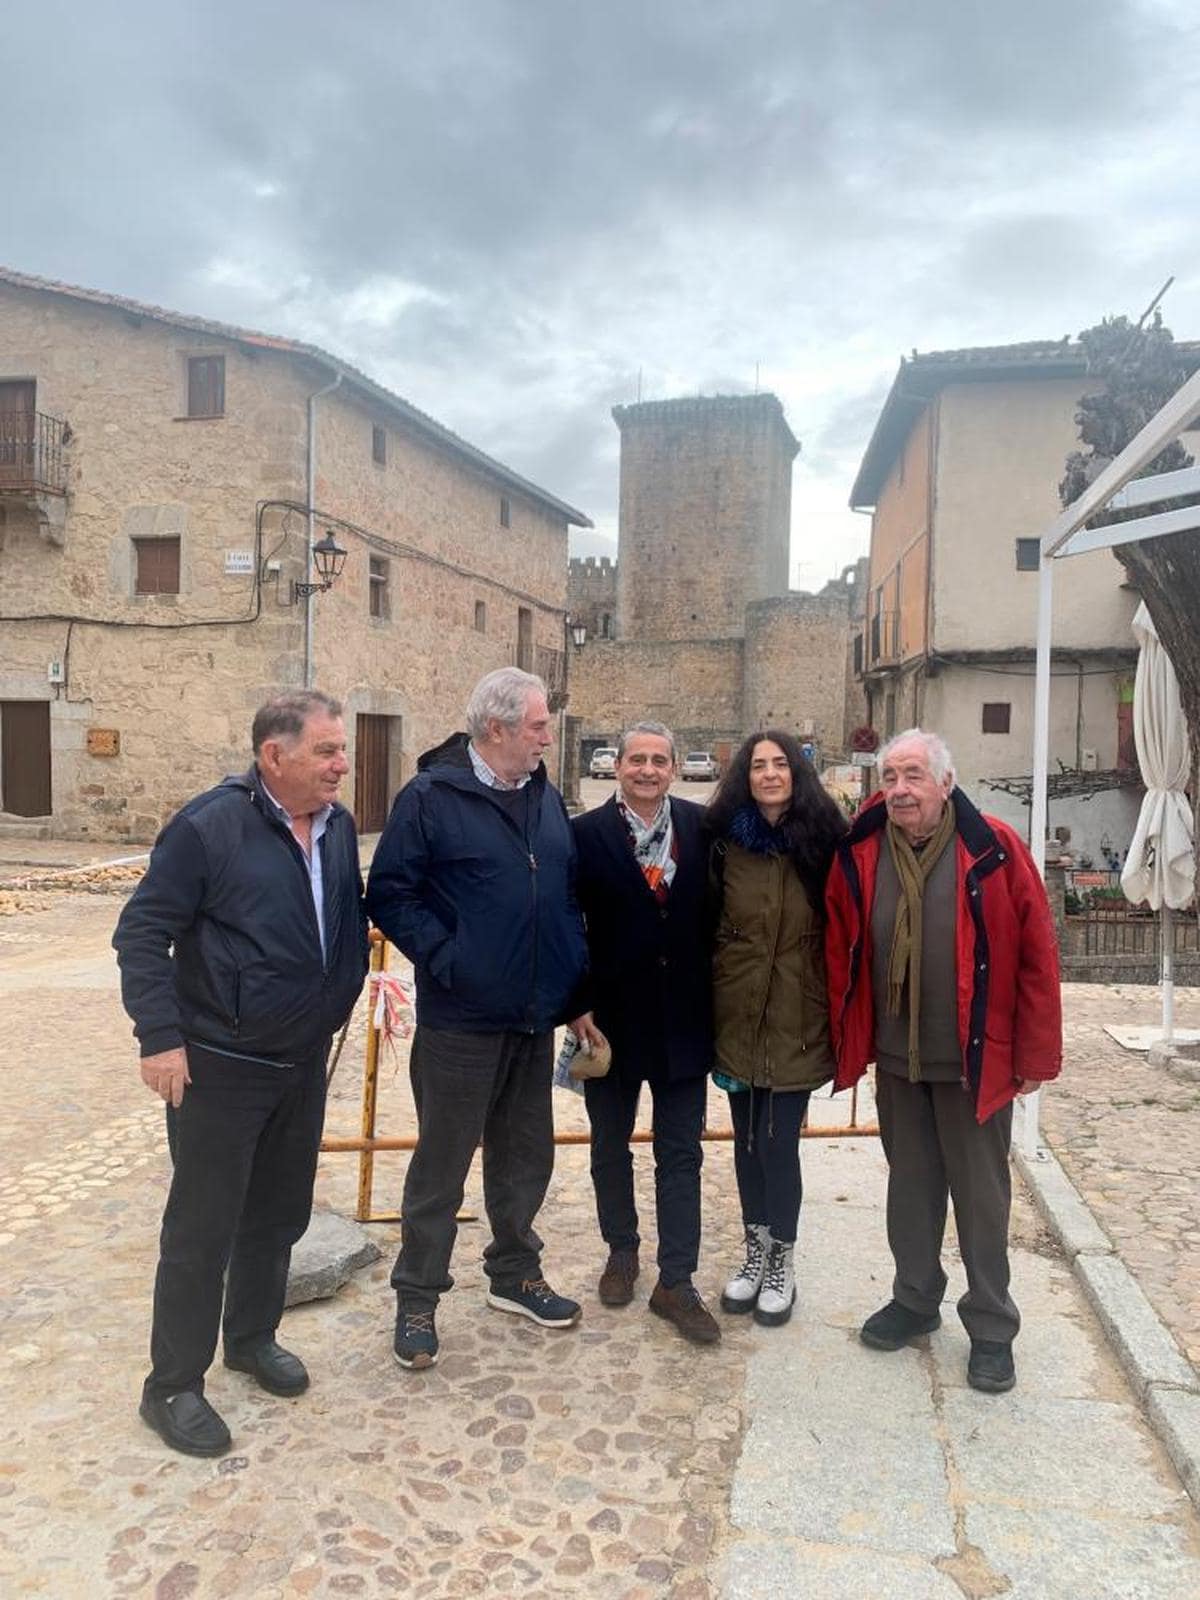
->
[391, 1026, 554, 1310]
[146, 1041, 328, 1399]
[728, 1087, 811, 1243]
[583, 1069, 706, 1287]
[875, 1069, 1019, 1343]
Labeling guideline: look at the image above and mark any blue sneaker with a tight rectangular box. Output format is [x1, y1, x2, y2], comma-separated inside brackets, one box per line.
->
[487, 1278, 581, 1328]
[394, 1301, 438, 1370]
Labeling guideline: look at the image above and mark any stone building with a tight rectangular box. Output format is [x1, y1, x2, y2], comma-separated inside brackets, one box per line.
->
[848, 339, 1176, 859]
[567, 393, 864, 763]
[0, 268, 590, 840]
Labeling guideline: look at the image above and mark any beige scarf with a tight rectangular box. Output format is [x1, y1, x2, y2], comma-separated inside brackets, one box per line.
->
[884, 803, 956, 1082]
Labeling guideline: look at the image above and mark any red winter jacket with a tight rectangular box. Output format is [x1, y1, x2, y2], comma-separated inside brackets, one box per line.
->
[824, 788, 1062, 1124]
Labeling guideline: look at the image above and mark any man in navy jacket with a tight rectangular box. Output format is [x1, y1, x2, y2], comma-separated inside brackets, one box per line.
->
[570, 723, 719, 1344]
[365, 667, 588, 1371]
[113, 690, 369, 1457]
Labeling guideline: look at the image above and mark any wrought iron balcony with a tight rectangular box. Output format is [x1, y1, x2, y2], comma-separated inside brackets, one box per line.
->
[0, 410, 68, 496]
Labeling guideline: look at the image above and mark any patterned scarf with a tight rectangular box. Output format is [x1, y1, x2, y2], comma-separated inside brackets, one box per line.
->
[617, 796, 676, 899]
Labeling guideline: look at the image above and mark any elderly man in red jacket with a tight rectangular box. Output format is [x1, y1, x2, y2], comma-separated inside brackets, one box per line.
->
[825, 728, 1061, 1393]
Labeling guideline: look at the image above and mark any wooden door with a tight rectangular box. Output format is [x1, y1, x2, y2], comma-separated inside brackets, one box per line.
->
[354, 714, 391, 833]
[0, 380, 36, 484]
[1, 701, 52, 817]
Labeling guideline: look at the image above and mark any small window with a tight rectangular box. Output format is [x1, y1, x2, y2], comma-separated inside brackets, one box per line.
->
[982, 702, 1011, 734]
[372, 424, 387, 466]
[474, 600, 487, 633]
[499, 495, 511, 528]
[853, 633, 864, 675]
[186, 356, 225, 418]
[1015, 538, 1040, 571]
[368, 555, 391, 620]
[135, 537, 180, 595]
[516, 605, 533, 671]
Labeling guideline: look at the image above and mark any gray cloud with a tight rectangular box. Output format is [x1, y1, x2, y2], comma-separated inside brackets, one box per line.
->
[5, 0, 1199, 591]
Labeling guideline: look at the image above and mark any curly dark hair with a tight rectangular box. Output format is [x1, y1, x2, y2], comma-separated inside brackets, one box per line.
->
[707, 728, 848, 911]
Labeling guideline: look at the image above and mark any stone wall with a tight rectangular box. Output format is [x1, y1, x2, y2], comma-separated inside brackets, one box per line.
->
[567, 555, 617, 640]
[612, 394, 796, 643]
[743, 589, 858, 756]
[567, 637, 745, 753]
[0, 280, 574, 838]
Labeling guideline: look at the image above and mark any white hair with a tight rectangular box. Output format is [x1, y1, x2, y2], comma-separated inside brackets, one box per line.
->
[465, 667, 547, 739]
[877, 727, 955, 784]
[617, 720, 676, 762]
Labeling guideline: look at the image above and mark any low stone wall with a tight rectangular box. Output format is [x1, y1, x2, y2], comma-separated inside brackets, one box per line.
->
[1061, 953, 1200, 985]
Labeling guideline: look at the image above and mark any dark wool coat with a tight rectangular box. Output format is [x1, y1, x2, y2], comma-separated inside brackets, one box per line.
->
[571, 794, 713, 1082]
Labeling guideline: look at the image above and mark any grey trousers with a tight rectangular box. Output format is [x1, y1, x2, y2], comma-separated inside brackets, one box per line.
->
[875, 1069, 1020, 1344]
[391, 1026, 554, 1310]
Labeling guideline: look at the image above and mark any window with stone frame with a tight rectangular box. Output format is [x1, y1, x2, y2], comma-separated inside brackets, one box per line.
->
[134, 537, 181, 595]
[369, 555, 391, 620]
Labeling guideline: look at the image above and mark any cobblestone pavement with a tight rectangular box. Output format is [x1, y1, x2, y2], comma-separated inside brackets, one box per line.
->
[1, 883, 1198, 1597]
[1042, 983, 1200, 1373]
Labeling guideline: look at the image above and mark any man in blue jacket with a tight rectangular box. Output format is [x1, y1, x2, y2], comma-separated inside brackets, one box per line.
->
[366, 667, 589, 1371]
[113, 690, 369, 1457]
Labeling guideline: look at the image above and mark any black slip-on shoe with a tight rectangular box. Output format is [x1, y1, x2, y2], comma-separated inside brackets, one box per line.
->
[860, 1299, 942, 1351]
[968, 1339, 1016, 1393]
[140, 1390, 231, 1457]
[223, 1339, 310, 1396]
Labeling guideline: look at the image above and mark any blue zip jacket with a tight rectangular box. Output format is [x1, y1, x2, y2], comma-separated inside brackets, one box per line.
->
[113, 768, 369, 1061]
[365, 733, 588, 1033]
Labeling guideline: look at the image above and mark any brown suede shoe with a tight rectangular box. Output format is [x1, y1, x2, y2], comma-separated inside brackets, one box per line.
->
[649, 1279, 721, 1344]
[598, 1249, 640, 1307]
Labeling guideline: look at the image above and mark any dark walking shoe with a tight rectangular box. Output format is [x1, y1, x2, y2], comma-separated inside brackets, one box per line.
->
[860, 1299, 942, 1351]
[487, 1278, 582, 1328]
[223, 1339, 310, 1396]
[649, 1279, 721, 1345]
[139, 1390, 231, 1457]
[394, 1302, 439, 1370]
[598, 1249, 640, 1307]
[968, 1339, 1016, 1393]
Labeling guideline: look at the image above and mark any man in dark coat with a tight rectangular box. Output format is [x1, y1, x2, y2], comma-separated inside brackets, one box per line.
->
[366, 667, 589, 1371]
[113, 690, 369, 1457]
[570, 721, 719, 1344]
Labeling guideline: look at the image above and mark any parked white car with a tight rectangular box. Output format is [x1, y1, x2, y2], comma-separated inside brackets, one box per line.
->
[589, 746, 619, 778]
[680, 751, 719, 782]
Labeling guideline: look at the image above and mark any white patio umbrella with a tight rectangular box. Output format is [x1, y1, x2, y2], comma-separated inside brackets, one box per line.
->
[1120, 600, 1195, 1040]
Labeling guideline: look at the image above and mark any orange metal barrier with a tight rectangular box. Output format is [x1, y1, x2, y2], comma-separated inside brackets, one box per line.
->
[321, 934, 878, 1223]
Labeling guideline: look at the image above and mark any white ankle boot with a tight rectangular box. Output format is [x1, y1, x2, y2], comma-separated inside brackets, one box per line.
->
[721, 1222, 770, 1314]
[754, 1239, 796, 1326]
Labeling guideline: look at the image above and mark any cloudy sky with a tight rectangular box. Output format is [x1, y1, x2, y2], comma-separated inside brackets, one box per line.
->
[8, 1, 1199, 586]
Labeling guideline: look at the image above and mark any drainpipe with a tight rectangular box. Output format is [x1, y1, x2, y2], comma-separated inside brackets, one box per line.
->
[304, 369, 344, 687]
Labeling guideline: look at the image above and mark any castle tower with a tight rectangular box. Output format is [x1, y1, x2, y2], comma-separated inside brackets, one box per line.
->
[611, 393, 798, 643]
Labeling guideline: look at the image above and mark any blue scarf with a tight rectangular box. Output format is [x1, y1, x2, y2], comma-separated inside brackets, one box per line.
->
[728, 803, 790, 856]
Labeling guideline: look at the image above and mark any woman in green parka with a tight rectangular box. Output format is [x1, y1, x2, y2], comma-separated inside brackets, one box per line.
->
[708, 729, 847, 1326]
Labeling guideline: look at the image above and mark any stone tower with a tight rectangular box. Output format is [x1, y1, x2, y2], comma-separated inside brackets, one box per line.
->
[611, 393, 798, 643]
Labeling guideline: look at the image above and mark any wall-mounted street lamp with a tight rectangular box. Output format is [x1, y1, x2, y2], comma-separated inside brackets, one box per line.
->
[292, 529, 348, 601]
[570, 619, 588, 650]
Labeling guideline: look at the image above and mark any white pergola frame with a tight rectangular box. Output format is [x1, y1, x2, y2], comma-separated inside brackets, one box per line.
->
[1020, 367, 1200, 1157]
